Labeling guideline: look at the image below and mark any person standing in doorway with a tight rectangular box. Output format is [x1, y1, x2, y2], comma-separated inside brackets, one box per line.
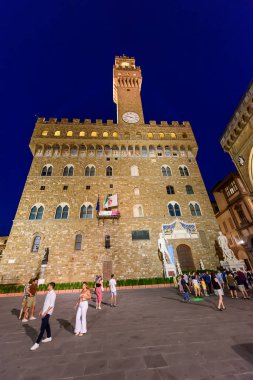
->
[74, 282, 91, 336]
[30, 282, 56, 351]
[95, 275, 103, 310]
[109, 274, 117, 307]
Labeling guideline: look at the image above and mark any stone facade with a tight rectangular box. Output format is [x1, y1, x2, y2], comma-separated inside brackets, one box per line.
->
[1, 56, 220, 284]
[220, 81, 253, 194]
[212, 172, 253, 268]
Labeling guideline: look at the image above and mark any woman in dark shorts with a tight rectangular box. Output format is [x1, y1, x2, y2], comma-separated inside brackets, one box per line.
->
[226, 272, 238, 299]
[211, 272, 225, 311]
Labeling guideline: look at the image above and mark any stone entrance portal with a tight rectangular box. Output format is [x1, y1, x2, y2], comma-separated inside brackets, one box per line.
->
[176, 244, 195, 271]
[103, 260, 112, 281]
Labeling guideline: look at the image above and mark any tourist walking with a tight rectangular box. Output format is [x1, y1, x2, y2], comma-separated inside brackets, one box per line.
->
[74, 282, 91, 336]
[226, 272, 238, 299]
[211, 272, 225, 311]
[22, 277, 38, 322]
[30, 282, 56, 351]
[216, 271, 224, 289]
[201, 277, 208, 297]
[179, 275, 190, 302]
[235, 271, 250, 299]
[203, 271, 213, 295]
[95, 275, 103, 310]
[109, 274, 117, 307]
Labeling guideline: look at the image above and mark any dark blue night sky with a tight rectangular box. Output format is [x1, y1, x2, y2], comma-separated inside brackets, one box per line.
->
[0, 1, 252, 236]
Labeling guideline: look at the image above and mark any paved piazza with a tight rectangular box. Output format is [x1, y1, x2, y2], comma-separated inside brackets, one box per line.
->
[1, 288, 253, 380]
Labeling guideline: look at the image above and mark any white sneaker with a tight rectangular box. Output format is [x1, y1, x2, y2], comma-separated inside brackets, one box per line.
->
[42, 337, 52, 343]
[22, 319, 28, 322]
[30, 343, 39, 351]
[29, 317, 36, 320]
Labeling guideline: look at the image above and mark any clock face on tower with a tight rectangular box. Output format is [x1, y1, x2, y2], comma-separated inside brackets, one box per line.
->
[122, 112, 140, 124]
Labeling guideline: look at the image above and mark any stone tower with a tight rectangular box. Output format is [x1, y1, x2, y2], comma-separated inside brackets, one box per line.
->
[1, 56, 219, 284]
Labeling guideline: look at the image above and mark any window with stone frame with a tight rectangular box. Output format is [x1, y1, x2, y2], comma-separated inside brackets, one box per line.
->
[74, 234, 82, 250]
[41, 165, 53, 176]
[168, 202, 181, 217]
[80, 205, 93, 219]
[29, 205, 44, 220]
[189, 202, 202, 216]
[85, 165, 95, 176]
[166, 185, 175, 195]
[161, 166, 172, 177]
[106, 166, 113, 177]
[31, 235, 41, 252]
[55, 205, 69, 219]
[186, 185, 194, 194]
[63, 165, 74, 176]
[179, 165, 190, 177]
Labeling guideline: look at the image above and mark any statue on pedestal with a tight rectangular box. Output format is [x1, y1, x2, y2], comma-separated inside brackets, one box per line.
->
[200, 259, 205, 270]
[217, 232, 236, 261]
[41, 248, 49, 265]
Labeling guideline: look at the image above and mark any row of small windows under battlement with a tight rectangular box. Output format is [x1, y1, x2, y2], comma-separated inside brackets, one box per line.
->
[28, 201, 202, 221]
[35, 144, 195, 158]
[40, 164, 190, 177]
[38, 130, 189, 140]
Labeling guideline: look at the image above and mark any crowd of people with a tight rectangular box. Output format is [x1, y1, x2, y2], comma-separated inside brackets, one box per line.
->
[19, 274, 117, 350]
[178, 269, 252, 310]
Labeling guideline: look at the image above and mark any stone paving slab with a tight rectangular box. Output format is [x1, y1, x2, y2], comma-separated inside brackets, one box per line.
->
[1, 288, 253, 379]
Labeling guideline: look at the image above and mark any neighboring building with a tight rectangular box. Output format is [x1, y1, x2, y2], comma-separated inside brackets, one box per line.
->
[1, 56, 220, 284]
[220, 81, 253, 194]
[212, 172, 253, 269]
[0, 236, 8, 261]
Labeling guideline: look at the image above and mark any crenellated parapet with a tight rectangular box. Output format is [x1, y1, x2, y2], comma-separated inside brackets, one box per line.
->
[221, 80, 253, 152]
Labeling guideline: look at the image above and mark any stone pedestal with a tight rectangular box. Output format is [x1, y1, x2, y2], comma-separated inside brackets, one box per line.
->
[220, 260, 246, 272]
[164, 263, 176, 278]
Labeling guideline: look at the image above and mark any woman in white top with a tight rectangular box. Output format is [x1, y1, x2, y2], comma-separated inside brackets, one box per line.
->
[74, 282, 91, 336]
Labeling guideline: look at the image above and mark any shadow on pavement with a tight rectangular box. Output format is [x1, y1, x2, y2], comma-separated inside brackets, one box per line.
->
[162, 296, 217, 310]
[57, 318, 74, 334]
[232, 344, 253, 364]
[22, 323, 37, 342]
[11, 308, 20, 318]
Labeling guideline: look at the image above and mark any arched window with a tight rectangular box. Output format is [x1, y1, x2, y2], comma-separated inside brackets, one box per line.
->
[106, 166, 113, 176]
[54, 131, 60, 136]
[149, 145, 155, 157]
[157, 146, 163, 157]
[189, 202, 202, 216]
[70, 146, 78, 156]
[179, 165, 190, 177]
[141, 146, 148, 157]
[79, 131, 85, 137]
[161, 166, 172, 176]
[133, 204, 144, 217]
[42, 130, 48, 136]
[31, 235, 41, 252]
[80, 145, 87, 157]
[63, 165, 74, 176]
[180, 146, 186, 157]
[96, 145, 103, 157]
[74, 234, 82, 250]
[91, 131, 98, 137]
[173, 146, 178, 156]
[113, 132, 118, 138]
[121, 146, 127, 157]
[135, 145, 140, 156]
[88, 145, 95, 157]
[166, 185, 175, 195]
[62, 145, 69, 156]
[171, 133, 177, 139]
[67, 131, 73, 137]
[29, 205, 44, 220]
[85, 165, 95, 176]
[44, 146, 52, 157]
[41, 165, 53, 177]
[53, 145, 60, 157]
[134, 187, 140, 196]
[104, 145, 111, 157]
[168, 202, 181, 217]
[105, 235, 111, 249]
[112, 145, 119, 157]
[55, 204, 69, 219]
[131, 165, 139, 176]
[186, 185, 194, 194]
[128, 145, 134, 156]
[165, 146, 171, 157]
[103, 131, 109, 138]
[80, 204, 93, 219]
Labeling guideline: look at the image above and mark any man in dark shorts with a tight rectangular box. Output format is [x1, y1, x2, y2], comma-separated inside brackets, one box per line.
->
[179, 275, 191, 302]
[22, 278, 38, 322]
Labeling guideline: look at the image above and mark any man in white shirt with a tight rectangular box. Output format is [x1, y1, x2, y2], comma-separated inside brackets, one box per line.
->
[30, 282, 56, 351]
[109, 274, 117, 307]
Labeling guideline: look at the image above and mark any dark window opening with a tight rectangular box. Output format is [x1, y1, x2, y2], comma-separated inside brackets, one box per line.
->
[132, 230, 150, 240]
